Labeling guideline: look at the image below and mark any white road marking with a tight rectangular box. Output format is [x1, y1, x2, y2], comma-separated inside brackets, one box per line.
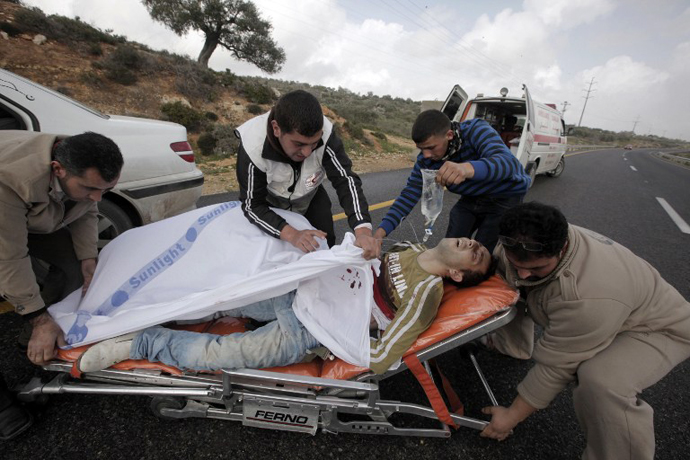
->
[630, 165, 638, 171]
[656, 197, 690, 234]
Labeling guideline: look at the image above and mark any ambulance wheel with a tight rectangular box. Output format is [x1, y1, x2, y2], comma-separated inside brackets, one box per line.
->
[547, 157, 565, 177]
[150, 396, 185, 420]
[527, 163, 537, 187]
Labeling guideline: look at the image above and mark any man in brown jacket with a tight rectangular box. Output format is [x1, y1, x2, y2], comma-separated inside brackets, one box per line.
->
[0, 130, 122, 440]
[480, 202, 690, 460]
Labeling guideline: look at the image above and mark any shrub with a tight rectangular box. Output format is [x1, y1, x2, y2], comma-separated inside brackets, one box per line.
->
[197, 132, 218, 156]
[100, 45, 146, 85]
[212, 124, 240, 156]
[242, 82, 275, 105]
[160, 101, 205, 132]
[13, 8, 124, 45]
[88, 42, 103, 56]
[80, 70, 102, 88]
[247, 104, 263, 115]
[343, 121, 370, 145]
[371, 131, 387, 141]
[220, 69, 237, 86]
[13, 8, 51, 34]
[105, 66, 137, 85]
[204, 111, 219, 121]
[172, 61, 218, 102]
[0, 21, 22, 36]
[108, 45, 143, 69]
[56, 86, 72, 96]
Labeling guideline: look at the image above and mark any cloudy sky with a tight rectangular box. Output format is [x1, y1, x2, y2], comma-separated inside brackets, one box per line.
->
[22, 0, 690, 141]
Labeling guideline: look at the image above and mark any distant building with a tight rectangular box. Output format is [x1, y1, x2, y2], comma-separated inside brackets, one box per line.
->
[420, 100, 443, 112]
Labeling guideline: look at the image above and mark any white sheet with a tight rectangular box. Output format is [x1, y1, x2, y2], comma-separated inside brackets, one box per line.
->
[49, 202, 379, 367]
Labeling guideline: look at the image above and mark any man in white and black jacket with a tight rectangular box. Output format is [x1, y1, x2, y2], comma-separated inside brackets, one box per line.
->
[236, 90, 380, 259]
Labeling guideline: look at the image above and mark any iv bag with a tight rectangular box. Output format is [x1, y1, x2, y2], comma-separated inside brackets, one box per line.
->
[420, 169, 444, 242]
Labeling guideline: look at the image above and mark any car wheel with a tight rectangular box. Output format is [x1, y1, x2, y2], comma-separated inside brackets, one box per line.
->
[547, 157, 565, 178]
[97, 200, 133, 249]
[527, 162, 538, 188]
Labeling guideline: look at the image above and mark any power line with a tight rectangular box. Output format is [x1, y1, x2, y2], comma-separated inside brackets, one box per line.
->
[631, 115, 641, 134]
[577, 77, 596, 127]
[561, 101, 571, 114]
[399, 0, 527, 87]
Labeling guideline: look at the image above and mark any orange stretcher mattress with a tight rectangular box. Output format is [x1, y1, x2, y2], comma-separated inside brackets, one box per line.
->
[57, 275, 518, 380]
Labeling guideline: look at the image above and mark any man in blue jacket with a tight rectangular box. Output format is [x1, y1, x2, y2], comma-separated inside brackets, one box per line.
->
[374, 110, 530, 253]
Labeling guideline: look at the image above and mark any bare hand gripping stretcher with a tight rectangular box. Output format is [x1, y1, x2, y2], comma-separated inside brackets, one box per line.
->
[19, 279, 517, 438]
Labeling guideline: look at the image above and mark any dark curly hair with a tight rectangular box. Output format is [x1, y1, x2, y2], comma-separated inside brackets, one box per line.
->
[53, 132, 123, 182]
[498, 201, 568, 261]
[411, 110, 451, 144]
[270, 90, 323, 137]
[445, 255, 499, 289]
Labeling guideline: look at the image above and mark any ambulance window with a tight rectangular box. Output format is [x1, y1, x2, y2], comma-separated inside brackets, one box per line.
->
[442, 94, 463, 121]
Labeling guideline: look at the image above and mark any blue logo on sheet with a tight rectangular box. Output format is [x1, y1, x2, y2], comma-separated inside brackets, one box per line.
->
[64, 202, 239, 345]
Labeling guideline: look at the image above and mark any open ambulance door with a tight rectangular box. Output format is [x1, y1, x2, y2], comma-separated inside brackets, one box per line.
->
[515, 84, 536, 182]
[440, 85, 469, 122]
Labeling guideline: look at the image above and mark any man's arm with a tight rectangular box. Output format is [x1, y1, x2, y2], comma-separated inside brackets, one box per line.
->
[369, 276, 443, 373]
[237, 146, 327, 252]
[517, 298, 631, 409]
[321, 133, 380, 258]
[27, 311, 66, 365]
[376, 159, 426, 238]
[481, 394, 537, 441]
[321, 133, 371, 229]
[444, 120, 530, 194]
[236, 144, 288, 239]
[0, 187, 45, 314]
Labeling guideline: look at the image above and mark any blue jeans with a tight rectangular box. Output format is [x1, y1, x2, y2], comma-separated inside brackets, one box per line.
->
[130, 291, 320, 371]
[446, 194, 524, 254]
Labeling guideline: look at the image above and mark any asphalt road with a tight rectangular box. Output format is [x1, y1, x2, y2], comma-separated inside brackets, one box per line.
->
[2, 148, 688, 459]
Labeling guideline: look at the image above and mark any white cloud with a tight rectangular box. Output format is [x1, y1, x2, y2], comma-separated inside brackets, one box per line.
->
[523, 0, 616, 28]
[533, 64, 562, 90]
[670, 41, 690, 74]
[17, 0, 690, 140]
[582, 56, 669, 93]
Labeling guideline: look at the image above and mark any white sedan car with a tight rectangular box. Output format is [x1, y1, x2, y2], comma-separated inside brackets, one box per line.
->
[0, 68, 204, 247]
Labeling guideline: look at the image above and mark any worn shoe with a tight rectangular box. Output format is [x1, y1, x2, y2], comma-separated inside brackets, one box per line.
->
[76, 332, 138, 373]
[0, 390, 33, 441]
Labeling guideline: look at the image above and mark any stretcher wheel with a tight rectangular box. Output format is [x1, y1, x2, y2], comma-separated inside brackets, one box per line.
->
[150, 396, 185, 420]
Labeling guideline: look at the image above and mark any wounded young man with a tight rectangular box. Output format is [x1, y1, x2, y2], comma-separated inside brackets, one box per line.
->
[77, 238, 496, 374]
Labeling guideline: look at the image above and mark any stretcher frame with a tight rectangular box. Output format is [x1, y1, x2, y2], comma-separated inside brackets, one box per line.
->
[18, 279, 518, 438]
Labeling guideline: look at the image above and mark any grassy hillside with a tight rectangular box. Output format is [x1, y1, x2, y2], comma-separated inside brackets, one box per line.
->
[1, 0, 687, 166]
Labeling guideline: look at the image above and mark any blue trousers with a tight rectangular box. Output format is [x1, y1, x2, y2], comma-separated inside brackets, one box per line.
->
[446, 194, 524, 253]
[130, 291, 320, 371]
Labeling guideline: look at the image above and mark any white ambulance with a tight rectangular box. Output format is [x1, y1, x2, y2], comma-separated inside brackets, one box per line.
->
[440, 85, 567, 185]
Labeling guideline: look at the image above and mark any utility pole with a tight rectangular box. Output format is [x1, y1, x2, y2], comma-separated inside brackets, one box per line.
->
[632, 116, 641, 134]
[561, 101, 570, 115]
[577, 77, 596, 127]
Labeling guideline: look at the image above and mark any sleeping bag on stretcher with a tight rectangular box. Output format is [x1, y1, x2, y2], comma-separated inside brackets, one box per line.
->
[48, 202, 379, 367]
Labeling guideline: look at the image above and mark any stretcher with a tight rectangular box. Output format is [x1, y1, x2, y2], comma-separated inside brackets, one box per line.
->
[19, 276, 518, 438]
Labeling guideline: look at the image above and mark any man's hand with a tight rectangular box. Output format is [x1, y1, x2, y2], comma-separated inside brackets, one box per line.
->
[480, 405, 518, 441]
[354, 227, 381, 260]
[27, 312, 65, 365]
[280, 225, 327, 253]
[480, 395, 536, 441]
[81, 257, 97, 296]
[436, 162, 474, 186]
[374, 227, 386, 241]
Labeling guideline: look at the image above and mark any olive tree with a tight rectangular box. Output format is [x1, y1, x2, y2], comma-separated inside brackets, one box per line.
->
[142, 0, 286, 71]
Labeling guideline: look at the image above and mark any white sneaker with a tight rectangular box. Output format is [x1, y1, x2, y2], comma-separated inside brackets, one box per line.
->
[77, 332, 138, 373]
